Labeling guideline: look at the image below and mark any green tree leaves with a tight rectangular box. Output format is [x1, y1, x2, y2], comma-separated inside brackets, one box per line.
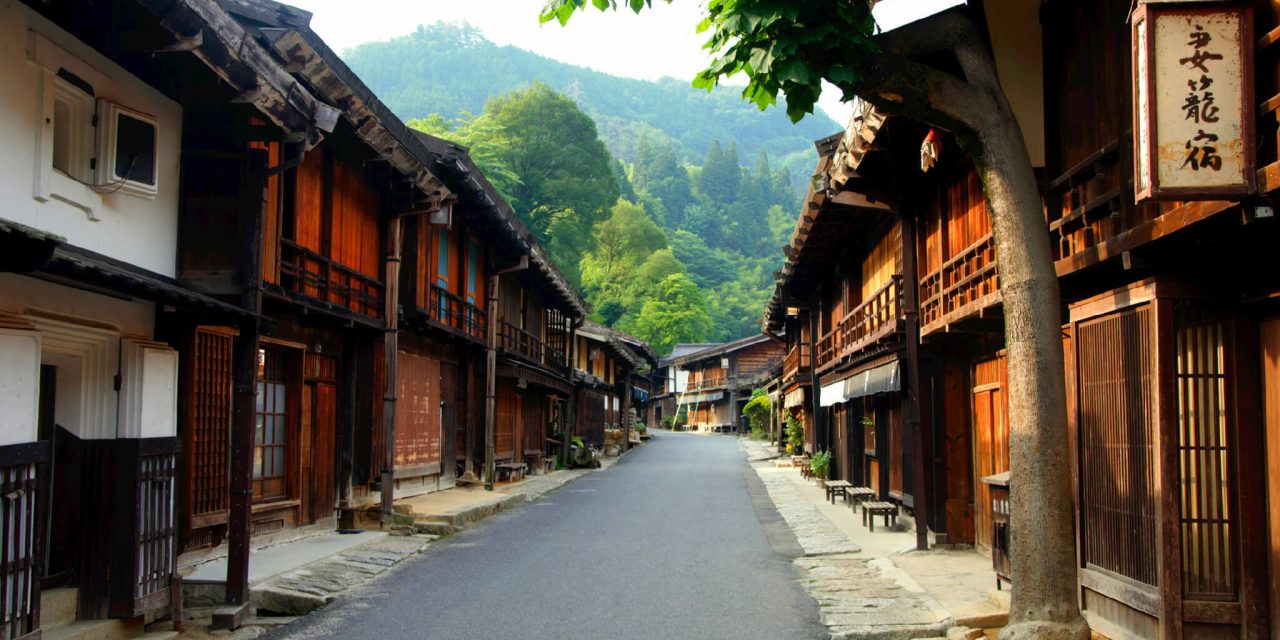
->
[539, 0, 876, 123]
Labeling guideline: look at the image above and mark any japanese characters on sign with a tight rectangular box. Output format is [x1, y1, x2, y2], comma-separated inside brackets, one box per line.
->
[1133, 5, 1253, 201]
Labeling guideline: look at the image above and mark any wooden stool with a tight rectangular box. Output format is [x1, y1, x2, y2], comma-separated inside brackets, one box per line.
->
[825, 480, 852, 504]
[862, 501, 898, 532]
[845, 487, 875, 511]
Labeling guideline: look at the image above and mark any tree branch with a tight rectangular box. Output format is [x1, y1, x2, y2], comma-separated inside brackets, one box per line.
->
[848, 50, 992, 135]
[871, 9, 1002, 94]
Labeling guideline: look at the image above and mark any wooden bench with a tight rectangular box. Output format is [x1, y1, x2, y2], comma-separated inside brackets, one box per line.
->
[496, 462, 526, 482]
[844, 487, 876, 510]
[824, 480, 852, 504]
[862, 501, 899, 531]
[798, 458, 813, 479]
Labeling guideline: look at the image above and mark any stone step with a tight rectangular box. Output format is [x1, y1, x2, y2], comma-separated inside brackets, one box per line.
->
[41, 587, 79, 629]
[413, 520, 457, 536]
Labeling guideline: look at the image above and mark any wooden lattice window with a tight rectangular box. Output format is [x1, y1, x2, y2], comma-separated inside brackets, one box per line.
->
[1077, 304, 1158, 586]
[1174, 306, 1236, 599]
[191, 328, 232, 520]
[254, 348, 289, 500]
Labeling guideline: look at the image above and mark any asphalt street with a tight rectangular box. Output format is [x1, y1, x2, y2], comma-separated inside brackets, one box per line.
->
[265, 432, 826, 640]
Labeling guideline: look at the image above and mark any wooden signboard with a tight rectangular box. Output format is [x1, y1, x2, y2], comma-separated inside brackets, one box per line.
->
[1133, 2, 1254, 202]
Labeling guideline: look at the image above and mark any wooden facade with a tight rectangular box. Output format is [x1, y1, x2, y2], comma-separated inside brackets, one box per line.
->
[761, 0, 1280, 636]
[674, 335, 784, 433]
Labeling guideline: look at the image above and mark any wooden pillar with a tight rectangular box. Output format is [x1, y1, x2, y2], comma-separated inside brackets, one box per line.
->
[227, 147, 267, 606]
[808, 307, 824, 456]
[901, 210, 930, 551]
[380, 217, 403, 521]
[484, 273, 499, 490]
[563, 321, 579, 465]
[622, 370, 632, 451]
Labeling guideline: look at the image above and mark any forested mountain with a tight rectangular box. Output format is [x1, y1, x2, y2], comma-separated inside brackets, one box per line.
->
[341, 24, 840, 352]
[343, 22, 840, 186]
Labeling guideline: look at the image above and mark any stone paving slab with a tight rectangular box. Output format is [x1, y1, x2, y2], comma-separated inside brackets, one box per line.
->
[755, 467, 862, 557]
[739, 438, 957, 640]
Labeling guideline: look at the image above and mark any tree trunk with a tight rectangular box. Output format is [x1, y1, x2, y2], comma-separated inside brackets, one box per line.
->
[967, 102, 1088, 640]
[849, 15, 1090, 636]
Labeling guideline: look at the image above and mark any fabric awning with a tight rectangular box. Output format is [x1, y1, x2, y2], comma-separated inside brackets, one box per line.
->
[783, 388, 805, 408]
[843, 360, 901, 399]
[682, 391, 724, 405]
[819, 380, 847, 407]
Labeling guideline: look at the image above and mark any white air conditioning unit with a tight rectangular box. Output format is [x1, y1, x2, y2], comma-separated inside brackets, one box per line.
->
[96, 100, 159, 198]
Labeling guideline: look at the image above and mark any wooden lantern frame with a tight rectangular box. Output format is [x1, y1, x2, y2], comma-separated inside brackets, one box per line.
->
[1131, 2, 1255, 202]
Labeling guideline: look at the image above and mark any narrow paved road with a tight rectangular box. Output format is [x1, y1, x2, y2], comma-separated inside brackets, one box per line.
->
[266, 432, 825, 640]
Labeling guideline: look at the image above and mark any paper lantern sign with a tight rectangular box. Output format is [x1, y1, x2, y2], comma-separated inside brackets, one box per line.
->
[1132, 3, 1254, 202]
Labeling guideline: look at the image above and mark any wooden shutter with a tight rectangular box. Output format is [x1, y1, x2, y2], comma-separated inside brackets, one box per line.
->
[395, 351, 441, 473]
[1077, 304, 1158, 586]
[188, 328, 233, 526]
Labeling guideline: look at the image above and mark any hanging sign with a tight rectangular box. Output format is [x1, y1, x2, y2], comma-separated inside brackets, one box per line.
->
[1132, 3, 1254, 202]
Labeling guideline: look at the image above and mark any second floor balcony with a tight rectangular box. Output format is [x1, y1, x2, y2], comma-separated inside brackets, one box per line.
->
[818, 275, 905, 368]
[783, 343, 811, 387]
[919, 236, 1000, 336]
[685, 376, 727, 393]
[276, 238, 384, 320]
[498, 319, 569, 377]
[424, 284, 486, 341]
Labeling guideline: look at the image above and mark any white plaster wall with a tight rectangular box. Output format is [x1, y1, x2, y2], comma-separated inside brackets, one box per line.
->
[0, 326, 41, 446]
[0, 273, 157, 440]
[0, 1, 183, 276]
[0, 273, 154, 337]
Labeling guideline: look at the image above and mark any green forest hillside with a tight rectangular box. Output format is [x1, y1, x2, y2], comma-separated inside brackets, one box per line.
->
[342, 22, 840, 183]
[338, 24, 843, 352]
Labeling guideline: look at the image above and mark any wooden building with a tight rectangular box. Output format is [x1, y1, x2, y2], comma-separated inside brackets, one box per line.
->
[572, 323, 647, 449]
[765, 1, 1280, 637]
[672, 335, 785, 433]
[0, 0, 348, 634]
[0, 0, 637, 637]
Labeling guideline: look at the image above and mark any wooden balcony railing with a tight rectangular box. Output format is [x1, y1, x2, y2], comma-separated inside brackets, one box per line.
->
[498, 319, 568, 377]
[685, 374, 729, 392]
[818, 275, 904, 366]
[0, 441, 48, 640]
[919, 235, 1000, 335]
[278, 238, 384, 318]
[783, 344, 811, 386]
[429, 285, 487, 340]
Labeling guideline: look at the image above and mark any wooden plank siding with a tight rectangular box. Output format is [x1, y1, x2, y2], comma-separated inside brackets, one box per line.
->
[1262, 316, 1280, 639]
[971, 352, 1009, 554]
[496, 382, 519, 461]
[917, 159, 998, 335]
[395, 351, 442, 475]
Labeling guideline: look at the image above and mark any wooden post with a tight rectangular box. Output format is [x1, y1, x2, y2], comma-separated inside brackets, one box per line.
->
[484, 273, 499, 490]
[227, 147, 267, 606]
[563, 321, 579, 466]
[380, 217, 403, 522]
[808, 306, 823, 456]
[621, 369, 632, 451]
[901, 210, 931, 551]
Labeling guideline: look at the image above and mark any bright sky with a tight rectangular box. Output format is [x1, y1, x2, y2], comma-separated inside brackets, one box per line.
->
[282, 0, 966, 124]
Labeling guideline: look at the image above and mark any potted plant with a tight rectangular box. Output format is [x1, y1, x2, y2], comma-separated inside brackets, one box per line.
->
[810, 450, 831, 487]
[785, 413, 805, 455]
